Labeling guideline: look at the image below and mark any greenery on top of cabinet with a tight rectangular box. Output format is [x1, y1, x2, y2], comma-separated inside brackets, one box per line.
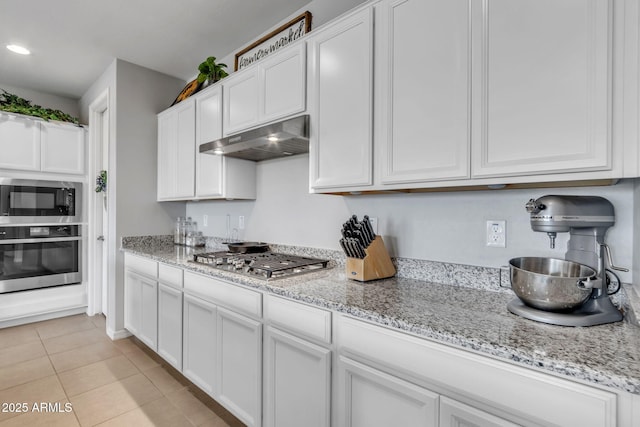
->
[0, 89, 79, 125]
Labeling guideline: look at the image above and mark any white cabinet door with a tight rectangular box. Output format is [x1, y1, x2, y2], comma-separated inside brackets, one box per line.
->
[124, 270, 141, 336]
[215, 307, 262, 427]
[195, 85, 224, 198]
[123, 270, 157, 350]
[260, 43, 307, 124]
[337, 356, 439, 427]
[157, 100, 195, 200]
[183, 294, 217, 396]
[0, 114, 40, 171]
[224, 69, 260, 135]
[308, 8, 374, 190]
[40, 122, 85, 174]
[158, 283, 183, 370]
[138, 275, 158, 351]
[439, 397, 519, 427]
[471, 0, 611, 177]
[376, 0, 470, 184]
[263, 326, 331, 427]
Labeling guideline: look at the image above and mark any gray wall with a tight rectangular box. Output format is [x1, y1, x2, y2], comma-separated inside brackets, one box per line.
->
[187, 155, 637, 286]
[80, 59, 186, 335]
[634, 180, 640, 293]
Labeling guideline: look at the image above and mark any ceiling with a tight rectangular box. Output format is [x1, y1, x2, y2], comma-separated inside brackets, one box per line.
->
[0, 0, 312, 99]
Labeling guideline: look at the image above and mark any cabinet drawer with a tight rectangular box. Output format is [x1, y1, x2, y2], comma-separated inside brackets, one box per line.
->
[265, 295, 331, 345]
[337, 315, 616, 427]
[124, 253, 158, 278]
[184, 271, 262, 318]
[159, 263, 183, 288]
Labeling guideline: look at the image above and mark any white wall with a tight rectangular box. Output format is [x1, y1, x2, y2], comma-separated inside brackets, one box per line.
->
[0, 82, 80, 119]
[187, 155, 637, 285]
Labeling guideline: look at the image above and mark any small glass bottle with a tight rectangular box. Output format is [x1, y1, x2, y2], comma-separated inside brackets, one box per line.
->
[180, 217, 189, 245]
[174, 217, 183, 245]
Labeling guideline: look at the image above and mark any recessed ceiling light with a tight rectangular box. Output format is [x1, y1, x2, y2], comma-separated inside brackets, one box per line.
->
[6, 44, 30, 55]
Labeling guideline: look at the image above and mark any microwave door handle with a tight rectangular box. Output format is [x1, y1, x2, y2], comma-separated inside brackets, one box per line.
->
[0, 236, 82, 245]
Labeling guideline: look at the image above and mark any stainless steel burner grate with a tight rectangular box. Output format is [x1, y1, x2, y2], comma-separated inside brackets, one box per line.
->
[192, 251, 330, 280]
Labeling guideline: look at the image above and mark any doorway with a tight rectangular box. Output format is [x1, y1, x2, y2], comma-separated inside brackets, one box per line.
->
[87, 89, 110, 317]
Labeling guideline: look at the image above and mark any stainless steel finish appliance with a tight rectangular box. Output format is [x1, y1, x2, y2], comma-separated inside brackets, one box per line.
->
[509, 257, 596, 311]
[508, 195, 628, 326]
[192, 250, 329, 280]
[0, 225, 82, 293]
[199, 115, 309, 161]
[0, 178, 82, 224]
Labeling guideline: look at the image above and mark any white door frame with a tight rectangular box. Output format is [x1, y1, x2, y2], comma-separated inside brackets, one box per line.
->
[87, 88, 110, 316]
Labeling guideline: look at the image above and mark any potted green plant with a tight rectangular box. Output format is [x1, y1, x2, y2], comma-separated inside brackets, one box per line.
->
[196, 56, 229, 87]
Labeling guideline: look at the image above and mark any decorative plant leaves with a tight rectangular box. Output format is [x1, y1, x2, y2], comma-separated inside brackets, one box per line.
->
[0, 89, 80, 125]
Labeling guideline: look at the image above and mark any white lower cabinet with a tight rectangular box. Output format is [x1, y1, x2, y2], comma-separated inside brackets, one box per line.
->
[439, 397, 518, 427]
[123, 256, 638, 427]
[183, 294, 217, 396]
[216, 307, 262, 427]
[263, 326, 331, 427]
[336, 314, 618, 427]
[123, 270, 158, 351]
[158, 283, 183, 370]
[338, 355, 439, 427]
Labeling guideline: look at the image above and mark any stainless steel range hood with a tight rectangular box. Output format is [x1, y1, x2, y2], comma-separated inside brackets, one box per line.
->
[199, 115, 309, 161]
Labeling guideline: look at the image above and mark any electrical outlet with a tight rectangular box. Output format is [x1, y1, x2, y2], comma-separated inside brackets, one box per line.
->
[202, 215, 208, 227]
[238, 216, 245, 230]
[486, 220, 506, 247]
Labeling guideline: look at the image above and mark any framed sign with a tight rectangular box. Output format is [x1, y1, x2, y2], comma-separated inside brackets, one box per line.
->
[235, 11, 312, 71]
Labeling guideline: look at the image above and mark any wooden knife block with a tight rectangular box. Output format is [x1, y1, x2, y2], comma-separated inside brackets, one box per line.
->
[345, 236, 396, 282]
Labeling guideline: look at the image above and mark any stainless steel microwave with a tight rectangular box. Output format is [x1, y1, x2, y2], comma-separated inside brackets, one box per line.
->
[0, 178, 82, 224]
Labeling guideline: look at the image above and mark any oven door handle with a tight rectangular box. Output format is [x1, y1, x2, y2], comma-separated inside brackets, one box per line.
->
[0, 236, 82, 245]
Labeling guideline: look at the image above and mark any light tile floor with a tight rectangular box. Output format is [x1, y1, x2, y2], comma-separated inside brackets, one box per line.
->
[0, 314, 244, 427]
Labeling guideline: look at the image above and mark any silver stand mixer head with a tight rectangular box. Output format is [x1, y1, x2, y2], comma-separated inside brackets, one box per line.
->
[509, 195, 627, 326]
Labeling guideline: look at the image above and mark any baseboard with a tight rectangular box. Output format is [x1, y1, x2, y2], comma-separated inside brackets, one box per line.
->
[107, 327, 132, 341]
[0, 306, 87, 329]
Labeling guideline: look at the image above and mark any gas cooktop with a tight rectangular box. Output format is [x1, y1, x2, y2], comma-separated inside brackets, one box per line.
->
[191, 251, 330, 280]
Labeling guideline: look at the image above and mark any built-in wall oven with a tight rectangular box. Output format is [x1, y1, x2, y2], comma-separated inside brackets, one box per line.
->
[0, 179, 82, 293]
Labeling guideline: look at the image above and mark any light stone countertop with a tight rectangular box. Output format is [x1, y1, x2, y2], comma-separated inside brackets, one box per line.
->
[121, 237, 640, 395]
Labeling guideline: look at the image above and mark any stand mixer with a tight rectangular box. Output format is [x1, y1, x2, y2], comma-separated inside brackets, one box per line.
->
[507, 195, 628, 326]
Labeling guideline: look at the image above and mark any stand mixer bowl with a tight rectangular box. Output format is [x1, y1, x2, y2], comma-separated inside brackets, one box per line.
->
[509, 257, 596, 311]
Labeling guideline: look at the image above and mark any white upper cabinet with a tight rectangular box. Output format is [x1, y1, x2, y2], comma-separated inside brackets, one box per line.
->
[309, 0, 627, 193]
[40, 121, 85, 175]
[224, 43, 307, 136]
[261, 43, 307, 124]
[0, 113, 85, 176]
[195, 85, 225, 198]
[0, 113, 40, 171]
[375, 0, 471, 184]
[470, 0, 611, 178]
[308, 7, 374, 190]
[157, 99, 196, 200]
[224, 69, 260, 135]
[195, 85, 257, 200]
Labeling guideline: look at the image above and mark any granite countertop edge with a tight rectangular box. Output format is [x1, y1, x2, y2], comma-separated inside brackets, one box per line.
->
[120, 244, 640, 395]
